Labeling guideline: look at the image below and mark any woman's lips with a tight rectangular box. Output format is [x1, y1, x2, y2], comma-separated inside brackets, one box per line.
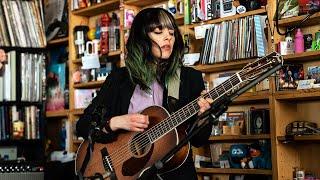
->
[161, 45, 171, 51]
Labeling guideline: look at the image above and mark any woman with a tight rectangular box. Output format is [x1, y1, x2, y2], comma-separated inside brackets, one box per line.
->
[76, 8, 213, 179]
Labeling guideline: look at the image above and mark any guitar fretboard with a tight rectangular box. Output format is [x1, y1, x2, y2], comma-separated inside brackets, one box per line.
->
[146, 73, 242, 143]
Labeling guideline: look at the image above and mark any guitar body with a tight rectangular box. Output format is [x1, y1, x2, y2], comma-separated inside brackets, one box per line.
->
[75, 106, 190, 179]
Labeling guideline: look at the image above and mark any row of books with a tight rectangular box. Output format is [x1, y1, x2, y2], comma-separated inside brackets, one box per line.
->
[0, 51, 46, 102]
[199, 15, 267, 64]
[0, 0, 46, 47]
[0, 105, 41, 140]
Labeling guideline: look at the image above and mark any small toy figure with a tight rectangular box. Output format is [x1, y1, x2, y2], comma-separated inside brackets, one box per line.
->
[0, 49, 7, 73]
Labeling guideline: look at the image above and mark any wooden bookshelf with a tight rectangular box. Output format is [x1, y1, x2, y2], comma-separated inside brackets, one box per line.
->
[283, 51, 320, 62]
[209, 134, 270, 141]
[196, 168, 272, 175]
[277, 12, 320, 27]
[46, 109, 69, 118]
[72, 0, 120, 17]
[277, 135, 320, 143]
[72, 108, 85, 115]
[233, 91, 270, 104]
[72, 50, 122, 63]
[124, 0, 167, 7]
[193, 58, 256, 73]
[274, 89, 320, 101]
[188, 8, 267, 29]
[73, 80, 104, 89]
[47, 37, 69, 46]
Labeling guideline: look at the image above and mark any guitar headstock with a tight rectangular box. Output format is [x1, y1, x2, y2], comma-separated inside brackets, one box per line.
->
[240, 52, 283, 82]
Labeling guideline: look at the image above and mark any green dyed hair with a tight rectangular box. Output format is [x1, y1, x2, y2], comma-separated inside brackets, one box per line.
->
[125, 8, 184, 90]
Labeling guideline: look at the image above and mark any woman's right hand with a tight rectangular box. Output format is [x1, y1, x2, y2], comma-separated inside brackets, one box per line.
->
[109, 114, 149, 132]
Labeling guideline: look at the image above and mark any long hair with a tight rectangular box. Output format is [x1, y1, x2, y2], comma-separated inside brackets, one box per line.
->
[125, 8, 184, 90]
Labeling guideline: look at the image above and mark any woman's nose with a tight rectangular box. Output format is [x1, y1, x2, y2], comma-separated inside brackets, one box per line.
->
[163, 29, 172, 40]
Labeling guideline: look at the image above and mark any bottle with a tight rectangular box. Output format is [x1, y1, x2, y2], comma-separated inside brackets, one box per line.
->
[294, 28, 304, 53]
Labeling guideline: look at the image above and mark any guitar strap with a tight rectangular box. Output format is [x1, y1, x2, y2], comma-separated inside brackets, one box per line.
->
[167, 67, 181, 101]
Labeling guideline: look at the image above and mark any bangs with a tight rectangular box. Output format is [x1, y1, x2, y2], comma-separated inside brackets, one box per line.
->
[147, 10, 175, 32]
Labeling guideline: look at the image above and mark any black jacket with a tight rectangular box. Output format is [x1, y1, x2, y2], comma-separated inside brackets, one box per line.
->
[76, 66, 212, 179]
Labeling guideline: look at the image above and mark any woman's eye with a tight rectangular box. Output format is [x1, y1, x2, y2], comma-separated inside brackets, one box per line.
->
[154, 31, 162, 34]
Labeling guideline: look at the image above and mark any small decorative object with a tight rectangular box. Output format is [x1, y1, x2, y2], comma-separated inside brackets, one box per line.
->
[168, 0, 177, 15]
[100, 14, 111, 55]
[87, 28, 96, 41]
[74, 26, 89, 58]
[72, 70, 81, 83]
[0, 49, 7, 72]
[236, 5, 246, 14]
[304, 34, 313, 51]
[220, 0, 237, 18]
[285, 33, 294, 54]
[312, 31, 320, 50]
[294, 28, 304, 53]
[13, 121, 24, 139]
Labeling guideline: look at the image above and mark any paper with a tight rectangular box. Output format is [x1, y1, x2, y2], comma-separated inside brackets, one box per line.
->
[81, 55, 100, 69]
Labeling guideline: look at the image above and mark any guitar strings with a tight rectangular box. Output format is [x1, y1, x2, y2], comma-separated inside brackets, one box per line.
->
[88, 58, 274, 170]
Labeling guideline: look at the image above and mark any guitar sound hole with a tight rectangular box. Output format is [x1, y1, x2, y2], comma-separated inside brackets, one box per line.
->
[129, 133, 151, 158]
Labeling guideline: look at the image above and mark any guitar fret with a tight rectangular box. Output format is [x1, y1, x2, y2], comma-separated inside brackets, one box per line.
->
[181, 108, 187, 119]
[214, 88, 219, 97]
[217, 86, 224, 96]
[228, 78, 234, 89]
[221, 83, 226, 92]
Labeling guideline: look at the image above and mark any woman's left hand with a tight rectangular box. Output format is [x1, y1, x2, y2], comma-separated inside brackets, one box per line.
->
[198, 90, 214, 115]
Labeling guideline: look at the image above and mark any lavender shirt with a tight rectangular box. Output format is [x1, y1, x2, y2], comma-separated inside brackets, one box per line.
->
[128, 81, 164, 113]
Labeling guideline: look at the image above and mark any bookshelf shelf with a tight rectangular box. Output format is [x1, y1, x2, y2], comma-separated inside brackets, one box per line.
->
[188, 8, 266, 29]
[175, 14, 184, 25]
[0, 46, 46, 53]
[277, 135, 320, 143]
[196, 168, 272, 175]
[0, 101, 42, 106]
[46, 110, 69, 118]
[47, 37, 69, 46]
[72, 108, 85, 115]
[277, 12, 320, 27]
[0, 139, 42, 145]
[193, 58, 256, 73]
[124, 0, 167, 7]
[73, 80, 104, 89]
[233, 91, 270, 104]
[72, 0, 120, 16]
[72, 50, 121, 63]
[209, 134, 270, 142]
[283, 51, 320, 62]
[275, 89, 320, 101]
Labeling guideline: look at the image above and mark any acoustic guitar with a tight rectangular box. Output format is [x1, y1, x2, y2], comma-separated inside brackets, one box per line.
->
[75, 52, 283, 179]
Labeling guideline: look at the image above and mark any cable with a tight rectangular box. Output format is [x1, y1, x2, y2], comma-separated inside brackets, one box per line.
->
[275, 0, 320, 36]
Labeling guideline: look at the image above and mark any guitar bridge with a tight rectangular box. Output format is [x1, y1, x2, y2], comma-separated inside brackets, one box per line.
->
[100, 147, 117, 180]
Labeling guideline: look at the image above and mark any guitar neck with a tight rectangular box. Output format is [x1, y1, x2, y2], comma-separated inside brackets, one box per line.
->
[146, 72, 243, 143]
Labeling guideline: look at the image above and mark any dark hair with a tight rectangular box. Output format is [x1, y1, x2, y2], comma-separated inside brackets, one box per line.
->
[125, 8, 184, 90]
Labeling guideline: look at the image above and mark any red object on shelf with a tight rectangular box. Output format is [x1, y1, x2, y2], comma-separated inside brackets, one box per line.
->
[100, 14, 111, 55]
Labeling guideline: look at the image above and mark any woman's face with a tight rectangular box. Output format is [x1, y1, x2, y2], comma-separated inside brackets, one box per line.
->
[148, 27, 175, 60]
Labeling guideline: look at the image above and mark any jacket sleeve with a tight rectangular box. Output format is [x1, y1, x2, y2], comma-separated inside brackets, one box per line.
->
[187, 69, 212, 148]
[76, 71, 116, 140]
